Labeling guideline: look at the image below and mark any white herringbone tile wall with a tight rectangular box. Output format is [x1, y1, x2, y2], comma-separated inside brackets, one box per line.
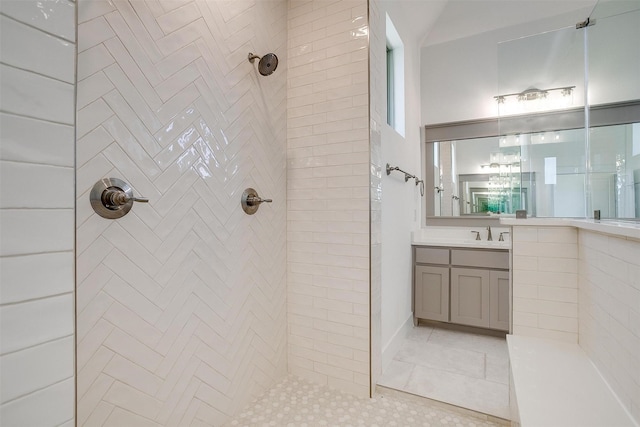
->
[76, 1, 287, 425]
[286, 0, 371, 397]
[0, 1, 76, 425]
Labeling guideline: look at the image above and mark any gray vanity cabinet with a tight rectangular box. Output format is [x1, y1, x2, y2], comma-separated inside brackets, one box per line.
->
[413, 245, 509, 331]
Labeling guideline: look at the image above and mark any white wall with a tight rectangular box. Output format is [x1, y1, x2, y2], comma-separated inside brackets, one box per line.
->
[420, 9, 640, 124]
[372, 1, 424, 370]
[286, 0, 371, 397]
[0, 1, 76, 425]
[579, 231, 640, 423]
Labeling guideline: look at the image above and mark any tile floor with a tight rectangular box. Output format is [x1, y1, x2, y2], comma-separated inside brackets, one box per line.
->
[228, 375, 505, 426]
[378, 324, 510, 420]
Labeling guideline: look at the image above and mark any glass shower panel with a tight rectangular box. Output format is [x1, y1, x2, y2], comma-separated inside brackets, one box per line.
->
[496, 26, 585, 117]
[497, 25, 586, 217]
[589, 124, 640, 218]
[587, 5, 640, 218]
[522, 128, 586, 217]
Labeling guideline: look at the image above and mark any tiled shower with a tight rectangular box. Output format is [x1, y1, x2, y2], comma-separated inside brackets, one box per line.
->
[75, 0, 288, 425]
[1, 0, 375, 425]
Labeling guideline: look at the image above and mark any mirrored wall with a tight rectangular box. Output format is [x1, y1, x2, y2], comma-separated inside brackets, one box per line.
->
[432, 123, 640, 218]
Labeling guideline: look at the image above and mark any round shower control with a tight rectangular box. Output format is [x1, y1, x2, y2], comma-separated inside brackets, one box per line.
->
[90, 178, 148, 219]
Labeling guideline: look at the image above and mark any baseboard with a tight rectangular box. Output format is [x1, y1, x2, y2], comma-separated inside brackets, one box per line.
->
[381, 314, 413, 372]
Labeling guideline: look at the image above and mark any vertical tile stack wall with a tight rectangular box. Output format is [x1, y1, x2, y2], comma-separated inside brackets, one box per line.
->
[286, 0, 371, 396]
[511, 226, 579, 342]
[579, 230, 640, 423]
[75, 1, 287, 425]
[368, 0, 383, 390]
[0, 1, 76, 425]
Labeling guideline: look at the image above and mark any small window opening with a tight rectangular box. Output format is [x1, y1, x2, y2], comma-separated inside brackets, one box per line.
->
[386, 45, 395, 127]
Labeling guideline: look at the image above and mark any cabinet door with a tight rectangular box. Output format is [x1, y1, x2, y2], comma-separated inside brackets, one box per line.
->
[450, 267, 490, 328]
[490, 270, 510, 331]
[414, 265, 449, 322]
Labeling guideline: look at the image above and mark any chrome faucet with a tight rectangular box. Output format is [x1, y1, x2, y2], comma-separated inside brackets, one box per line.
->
[486, 226, 493, 241]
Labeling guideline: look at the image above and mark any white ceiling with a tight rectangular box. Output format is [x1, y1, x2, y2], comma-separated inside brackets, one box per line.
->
[382, 0, 599, 47]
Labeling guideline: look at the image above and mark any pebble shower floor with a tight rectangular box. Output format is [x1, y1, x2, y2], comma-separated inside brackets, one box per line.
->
[227, 376, 505, 426]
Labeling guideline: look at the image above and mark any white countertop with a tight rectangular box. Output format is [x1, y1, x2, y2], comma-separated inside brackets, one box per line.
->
[412, 226, 511, 249]
[500, 218, 640, 240]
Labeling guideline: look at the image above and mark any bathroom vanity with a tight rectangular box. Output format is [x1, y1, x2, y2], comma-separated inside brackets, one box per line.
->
[412, 227, 510, 331]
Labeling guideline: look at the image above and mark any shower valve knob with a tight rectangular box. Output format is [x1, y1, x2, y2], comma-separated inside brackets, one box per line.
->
[90, 178, 148, 219]
[246, 196, 272, 206]
[102, 189, 148, 207]
[242, 188, 272, 215]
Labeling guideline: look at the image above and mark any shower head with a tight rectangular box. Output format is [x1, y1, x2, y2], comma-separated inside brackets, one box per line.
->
[248, 52, 278, 76]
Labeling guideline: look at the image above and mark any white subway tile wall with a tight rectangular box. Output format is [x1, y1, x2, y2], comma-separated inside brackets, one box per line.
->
[511, 226, 579, 342]
[287, 0, 371, 397]
[75, 0, 288, 425]
[579, 231, 640, 423]
[0, 0, 76, 425]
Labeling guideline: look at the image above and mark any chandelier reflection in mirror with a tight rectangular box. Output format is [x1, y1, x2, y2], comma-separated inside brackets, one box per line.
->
[475, 151, 522, 214]
[495, 86, 575, 116]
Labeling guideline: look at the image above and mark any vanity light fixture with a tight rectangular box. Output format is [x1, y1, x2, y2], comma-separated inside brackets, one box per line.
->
[494, 86, 575, 104]
[495, 86, 575, 115]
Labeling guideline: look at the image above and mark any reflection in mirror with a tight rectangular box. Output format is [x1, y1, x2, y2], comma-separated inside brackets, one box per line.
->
[434, 137, 529, 216]
[432, 122, 640, 219]
[590, 123, 640, 218]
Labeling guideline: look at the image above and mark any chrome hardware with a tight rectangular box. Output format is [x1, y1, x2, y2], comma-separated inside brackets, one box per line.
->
[415, 179, 425, 196]
[487, 226, 493, 241]
[576, 17, 594, 29]
[241, 188, 272, 215]
[471, 231, 481, 241]
[90, 178, 148, 219]
[499, 231, 510, 242]
[386, 163, 425, 197]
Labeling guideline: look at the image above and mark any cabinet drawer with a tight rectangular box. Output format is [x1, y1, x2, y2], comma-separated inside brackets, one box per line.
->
[451, 249, 508, 269]
[415, 247, 449, 265]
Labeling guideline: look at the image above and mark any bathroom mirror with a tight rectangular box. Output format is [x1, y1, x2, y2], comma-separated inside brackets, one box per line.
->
[429, 121, 640, 219]
[433, 136, 533, 217]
